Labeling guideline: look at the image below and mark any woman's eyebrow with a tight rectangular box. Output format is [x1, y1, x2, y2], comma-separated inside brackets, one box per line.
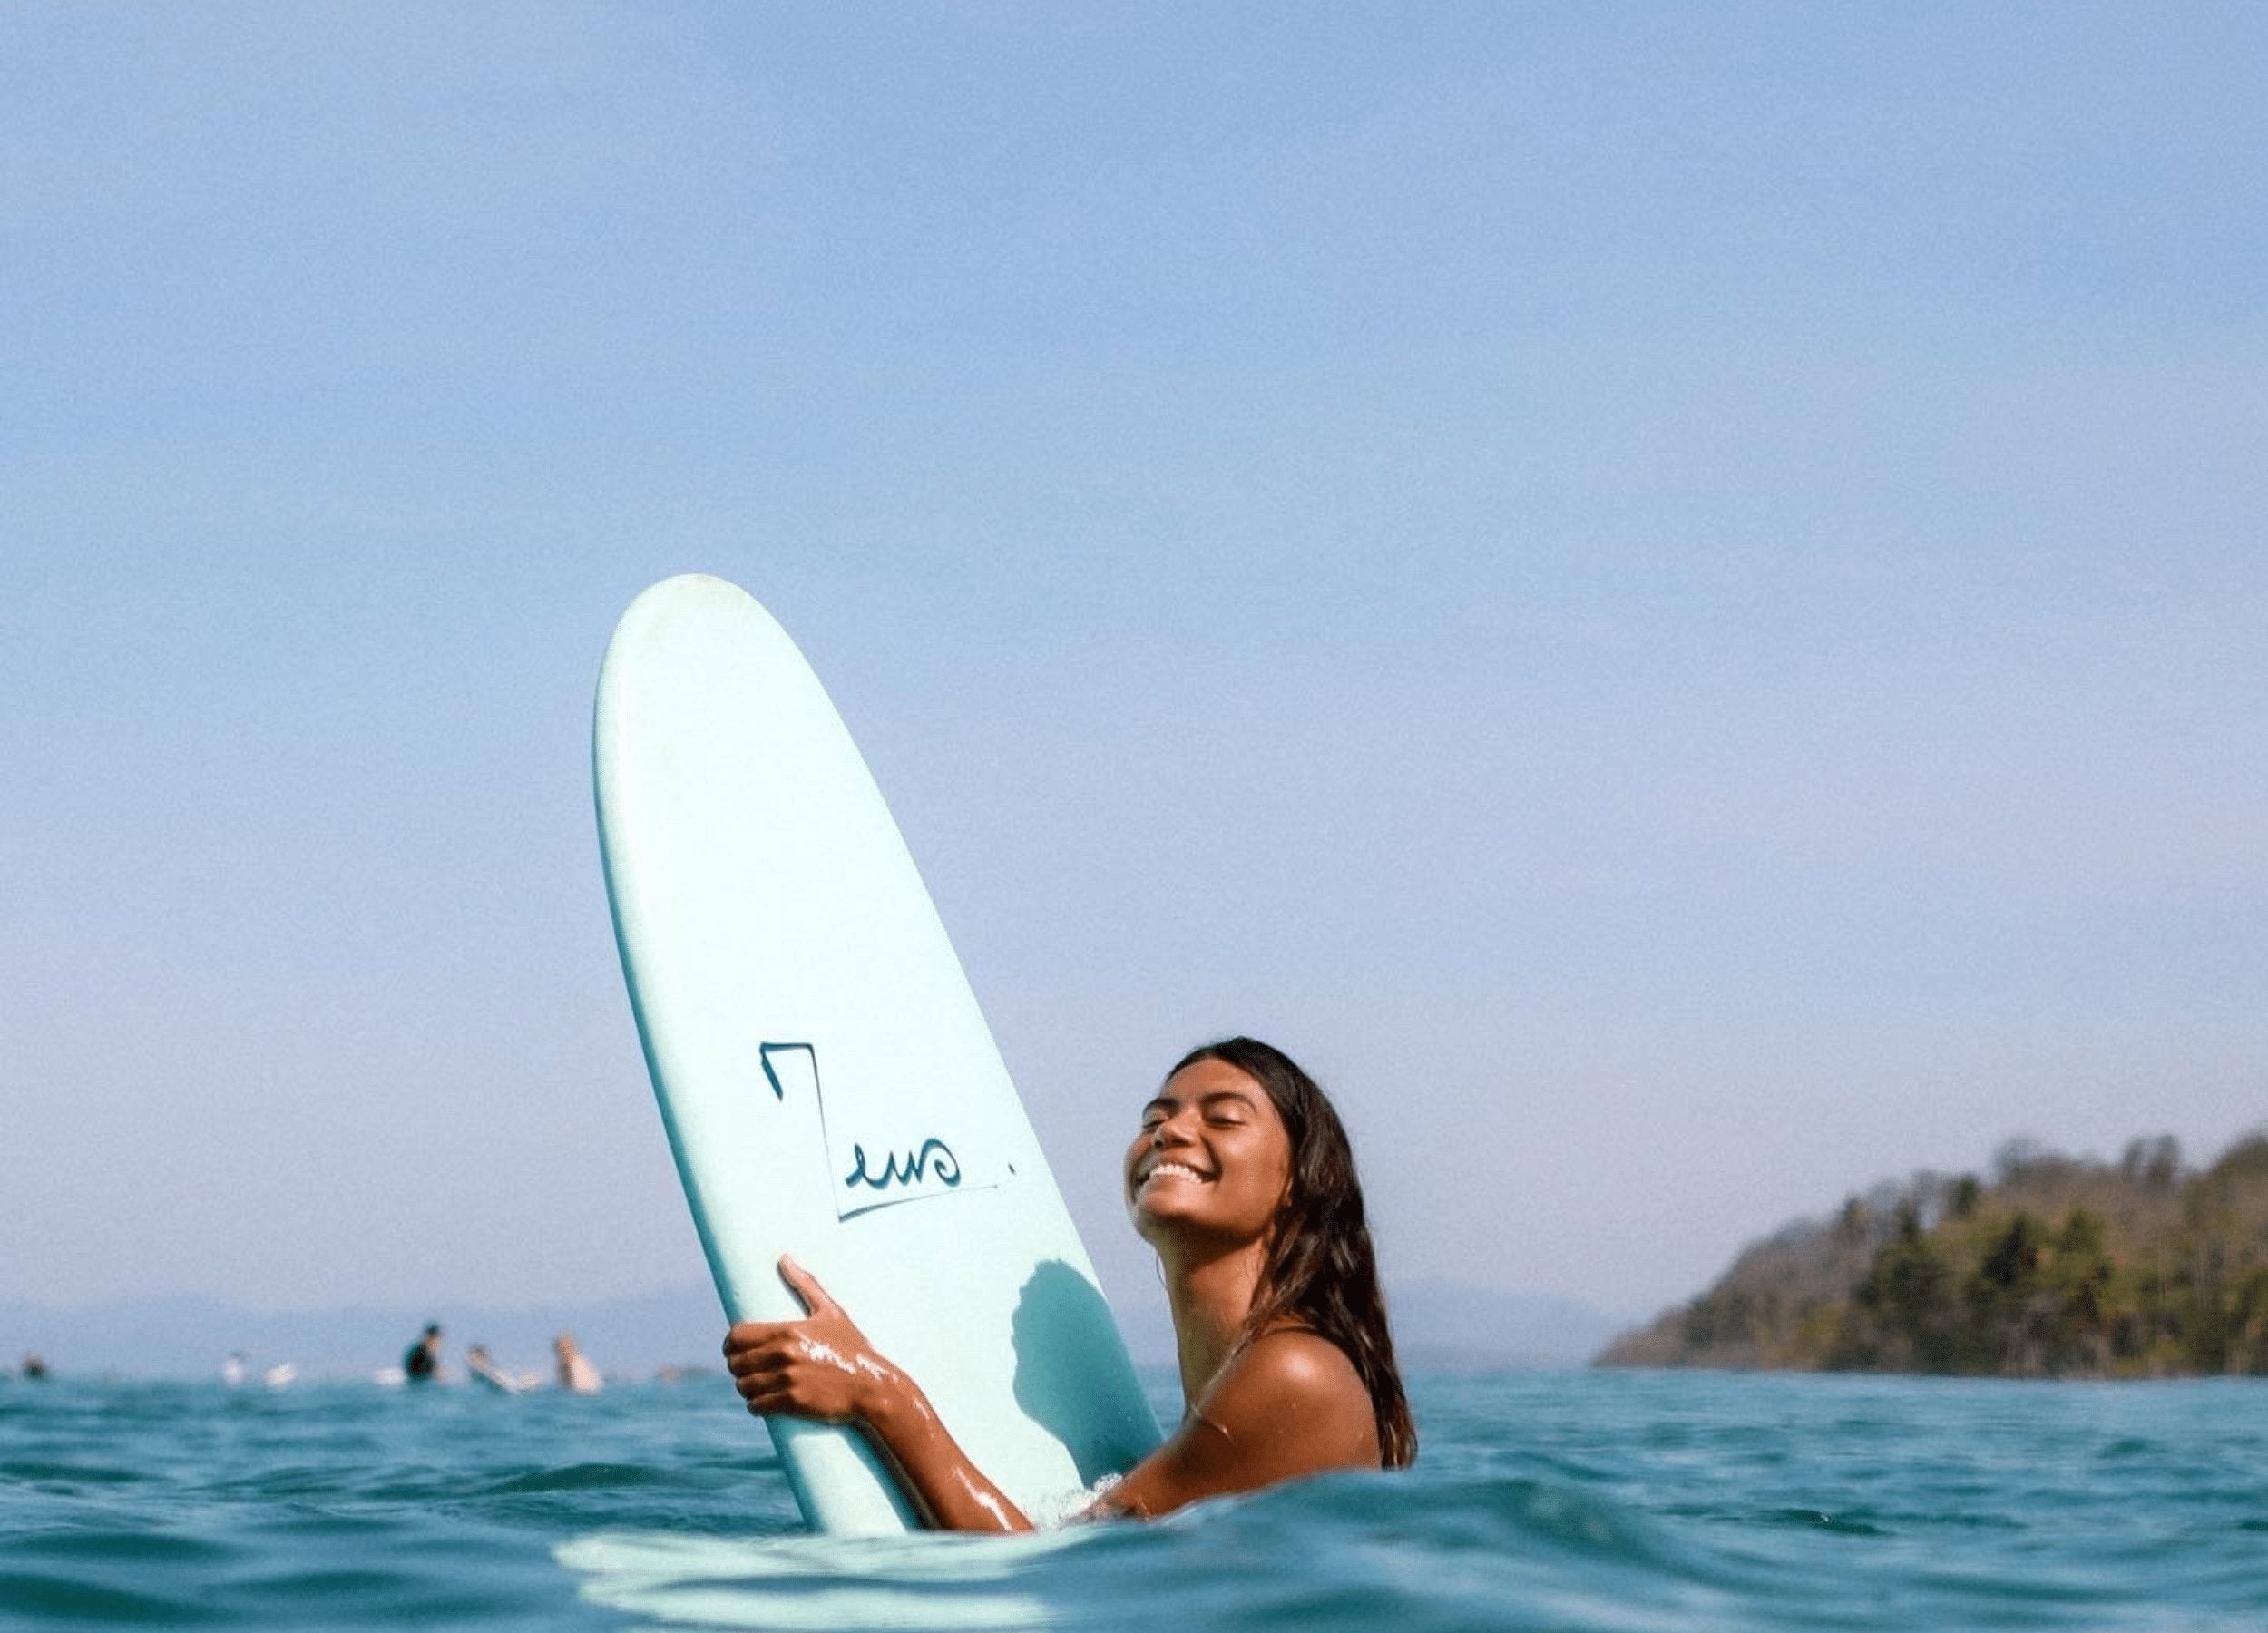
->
[1199, 1090, 1256, 1111]
[1140, 1096, 1177, 1117]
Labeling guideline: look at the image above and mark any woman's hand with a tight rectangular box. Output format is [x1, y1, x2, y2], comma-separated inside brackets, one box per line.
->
[723, 1257, 899, 1424]
[720, 1256, 1032, 1531]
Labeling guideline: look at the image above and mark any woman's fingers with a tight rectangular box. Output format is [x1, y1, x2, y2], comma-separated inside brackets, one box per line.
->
[723, 1336, 784, 1374]
[735, 1364, 802, 1416]
[777, 1254, 839, 1316]
[722, 1320, 800, 1362]
[734, 1365, 788, 1403]
[743, 1390, 788, 1418]
[719, 1262, 875, 1425]
[741, 1379, 851, 1422]
[719, 1258, 845, 1364]
[724, 1315, 826, 1350]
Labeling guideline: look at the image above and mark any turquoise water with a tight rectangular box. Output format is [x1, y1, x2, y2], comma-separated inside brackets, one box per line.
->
[3, 1368, 2263, 1628]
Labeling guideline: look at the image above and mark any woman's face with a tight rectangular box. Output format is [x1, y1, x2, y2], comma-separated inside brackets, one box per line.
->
[1125, 1057, 1294, 1248]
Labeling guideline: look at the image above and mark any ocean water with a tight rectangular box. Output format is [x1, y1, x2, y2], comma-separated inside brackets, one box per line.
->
[3, 1368, 2263, 1629]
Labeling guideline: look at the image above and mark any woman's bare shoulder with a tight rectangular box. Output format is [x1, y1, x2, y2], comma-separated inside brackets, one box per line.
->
[1227, 1327, 1365, 1392]
[1092, 1328, 1384, 1517]
[1205, 1329, 1379, 1460]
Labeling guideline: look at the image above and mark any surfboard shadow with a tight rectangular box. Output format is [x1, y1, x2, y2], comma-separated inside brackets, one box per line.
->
[1010, 1261, 1156, 1486]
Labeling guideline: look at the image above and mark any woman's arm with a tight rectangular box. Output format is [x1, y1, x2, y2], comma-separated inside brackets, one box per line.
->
[723, 1257, 1033, 1532]
[728, 1262, 1382, 1529]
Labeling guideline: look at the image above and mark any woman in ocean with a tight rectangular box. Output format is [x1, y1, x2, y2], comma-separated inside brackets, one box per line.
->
[723, 1036, 1415, 1528]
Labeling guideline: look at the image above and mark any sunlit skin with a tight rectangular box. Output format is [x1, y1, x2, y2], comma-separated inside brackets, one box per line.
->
[722, 1058, 1381, 1530]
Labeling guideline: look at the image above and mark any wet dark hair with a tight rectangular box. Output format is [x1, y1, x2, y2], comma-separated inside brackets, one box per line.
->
[1168, 1037, 1416, 1468]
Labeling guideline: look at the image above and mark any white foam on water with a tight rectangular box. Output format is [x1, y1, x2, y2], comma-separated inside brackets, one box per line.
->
[556, 1528, 1083, 1631]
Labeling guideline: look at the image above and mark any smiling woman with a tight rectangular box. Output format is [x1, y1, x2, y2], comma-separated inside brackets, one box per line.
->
[724, 1037, 1414, 1528]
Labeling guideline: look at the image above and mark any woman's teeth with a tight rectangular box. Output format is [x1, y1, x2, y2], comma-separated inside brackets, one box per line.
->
[1145, 1161, 1205, 1186]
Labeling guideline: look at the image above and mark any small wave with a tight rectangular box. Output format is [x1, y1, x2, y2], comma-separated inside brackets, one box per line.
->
[2097, 1436, 2162, 1460]
[479, 1461, 694, 1496]
[0, 1530, 240, 1567]
[0, 1569, 230, 1626]
[1755, 1506, 1889, 1537]
[0, 1459, 151, 1488]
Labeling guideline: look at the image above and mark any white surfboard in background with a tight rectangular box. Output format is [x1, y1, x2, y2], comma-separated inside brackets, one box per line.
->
[593, 574, 1159, 1534]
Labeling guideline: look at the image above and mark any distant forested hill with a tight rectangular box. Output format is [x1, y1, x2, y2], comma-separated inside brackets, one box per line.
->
[1596, 1132, 2268, 1377]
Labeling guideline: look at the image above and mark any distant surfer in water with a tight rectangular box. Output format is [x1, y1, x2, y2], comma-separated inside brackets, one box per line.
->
[404, 1323, 444, 1383]
[725, 1036, 1413, 1527]
[553, 1333, 603, 1394]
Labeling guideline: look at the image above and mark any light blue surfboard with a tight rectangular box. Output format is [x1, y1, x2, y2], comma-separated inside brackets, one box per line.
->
[593, 574, 1159, 1534]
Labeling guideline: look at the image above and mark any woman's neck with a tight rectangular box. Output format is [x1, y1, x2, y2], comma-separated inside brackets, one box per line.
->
[1158, 1238, 1271, 1408]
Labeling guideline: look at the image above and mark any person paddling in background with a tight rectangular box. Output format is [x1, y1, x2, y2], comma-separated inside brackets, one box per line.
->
[553, 1333, 602, 1394]
[404, 1323, 444, 1384]
[724, 1037, 1414, 1528]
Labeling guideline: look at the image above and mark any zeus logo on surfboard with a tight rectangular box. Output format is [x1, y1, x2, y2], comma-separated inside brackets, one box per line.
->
[758, 1041, 995, 1219]
[842, 1137, 961, 1192]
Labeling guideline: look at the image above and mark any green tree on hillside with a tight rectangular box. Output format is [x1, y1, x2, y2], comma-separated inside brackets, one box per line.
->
[1596, 1130, 2268, 1378]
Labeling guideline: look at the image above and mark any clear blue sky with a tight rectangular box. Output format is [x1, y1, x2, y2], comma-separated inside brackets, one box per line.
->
[5, 4, 2262, 1327]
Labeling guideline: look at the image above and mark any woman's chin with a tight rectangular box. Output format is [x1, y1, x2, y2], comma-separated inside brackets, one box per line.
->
[1129, 1188, 1227, 1245]
[1129, 1194, 1192, 1240]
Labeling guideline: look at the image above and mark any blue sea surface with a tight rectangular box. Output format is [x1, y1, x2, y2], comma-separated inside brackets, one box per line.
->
[2, 1367, 2263, 1628]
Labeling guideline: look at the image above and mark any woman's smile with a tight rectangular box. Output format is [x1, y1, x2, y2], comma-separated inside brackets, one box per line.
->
[1135, 1158, 1211, 1192]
